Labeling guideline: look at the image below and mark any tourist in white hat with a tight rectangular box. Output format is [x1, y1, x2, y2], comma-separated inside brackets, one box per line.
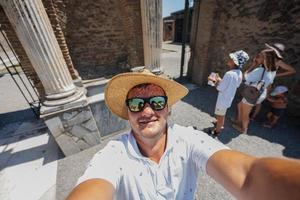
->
[208, 50, 249, 137]
[67, 69, 300, 200]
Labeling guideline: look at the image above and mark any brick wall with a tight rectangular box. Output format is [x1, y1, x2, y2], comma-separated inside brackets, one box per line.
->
[120, 0, 144, 68]
[61, 0, 144, 79]
[42, 0, 79, 79]
[189, 0, 300, 85]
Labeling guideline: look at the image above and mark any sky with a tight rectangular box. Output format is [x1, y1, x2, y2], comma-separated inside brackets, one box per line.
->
[163, 0, 186, 17]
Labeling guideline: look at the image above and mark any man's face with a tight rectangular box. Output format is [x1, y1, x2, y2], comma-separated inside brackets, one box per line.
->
[127, 84, 169, 140]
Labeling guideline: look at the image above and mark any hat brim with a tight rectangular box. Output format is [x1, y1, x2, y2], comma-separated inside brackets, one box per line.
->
[229, 53, 239, 67]
[265, 43, 283, 59]
[104, 72, 189, 119]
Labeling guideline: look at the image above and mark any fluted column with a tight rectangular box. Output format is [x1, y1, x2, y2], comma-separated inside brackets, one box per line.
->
[140, 0, 162, 71]
[1, 0, 83, 107]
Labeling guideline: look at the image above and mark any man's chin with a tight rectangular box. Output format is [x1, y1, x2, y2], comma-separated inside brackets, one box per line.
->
[139, 127, 162, 138]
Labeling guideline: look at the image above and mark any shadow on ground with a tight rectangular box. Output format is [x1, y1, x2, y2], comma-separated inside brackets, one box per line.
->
[0, 115, 64, 170]
[0, 108, 36, 128]
[0, 132, 63, 170]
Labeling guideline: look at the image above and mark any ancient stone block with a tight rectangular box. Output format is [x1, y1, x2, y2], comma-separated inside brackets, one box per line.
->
[62, 111, 78, 120]
[70, 125, 91, 139]
[44, 117, 64, 138]
[56, 134, 81, 156]
[82, 119, 98, 132]
[83, 133, 100, 146]
[76, 139, 91, 151]
[66, 110, 91, 127]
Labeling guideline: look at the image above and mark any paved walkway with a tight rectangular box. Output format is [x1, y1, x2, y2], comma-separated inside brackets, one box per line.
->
[1, 43, 300, 200]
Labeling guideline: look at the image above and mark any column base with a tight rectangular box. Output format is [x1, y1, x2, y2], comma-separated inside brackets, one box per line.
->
[42, 86, 85, 109]
[41, 95, 101, 156]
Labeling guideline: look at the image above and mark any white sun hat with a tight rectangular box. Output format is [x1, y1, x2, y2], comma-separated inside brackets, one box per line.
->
[270, 86, 288, 96]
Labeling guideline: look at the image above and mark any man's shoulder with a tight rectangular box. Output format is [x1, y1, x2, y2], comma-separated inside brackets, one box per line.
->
[169, 124, 210, 142]
[100, 133, 130, 153]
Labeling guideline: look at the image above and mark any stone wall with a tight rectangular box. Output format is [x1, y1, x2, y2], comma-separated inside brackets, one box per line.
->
[189, 0, 300, 85]
[58, 0, 144, 79]
[120, 0, 144, 68]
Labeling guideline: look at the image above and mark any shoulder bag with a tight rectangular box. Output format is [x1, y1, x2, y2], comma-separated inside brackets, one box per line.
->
[241, 68, 266, 104]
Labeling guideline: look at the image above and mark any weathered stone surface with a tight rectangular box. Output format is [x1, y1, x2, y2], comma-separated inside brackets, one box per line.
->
[56, 134, 81, 156]
[83, 133, 100, 146]
[76, 139, 91, 151]
[71, 136, 80, 143]
[82, 119, 98, 132]
[62, 111, 78, 120]
[56, 0, 144, 79]
[66, 111, 91, 127]
[90, 100, 130, 137]
[44, 117, 64, 138]
[70, 125, 92, 139]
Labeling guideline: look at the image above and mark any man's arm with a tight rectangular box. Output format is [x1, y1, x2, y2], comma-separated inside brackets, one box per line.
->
[207, 150, 300, 200]
[66, 179, 115, 200]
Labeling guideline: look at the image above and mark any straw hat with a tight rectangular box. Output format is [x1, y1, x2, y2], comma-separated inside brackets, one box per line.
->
[104, 69, 189, 119]
[265, 43, 285, 59]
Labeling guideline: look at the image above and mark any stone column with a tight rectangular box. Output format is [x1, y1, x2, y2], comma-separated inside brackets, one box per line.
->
[1, 0, 84, 108]
[1, 0, 101, 156]
[140, 0, 162, 71]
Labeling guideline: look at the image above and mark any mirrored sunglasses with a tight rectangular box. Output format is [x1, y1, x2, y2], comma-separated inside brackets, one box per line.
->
[126, 96, 168, 112]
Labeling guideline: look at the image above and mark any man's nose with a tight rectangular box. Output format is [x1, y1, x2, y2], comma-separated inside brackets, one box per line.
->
[141, 103, 155, 114]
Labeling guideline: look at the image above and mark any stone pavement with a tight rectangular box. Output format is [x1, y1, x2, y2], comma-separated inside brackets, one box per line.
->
[161, 41, 190, 78]
[0, 119, 63, 200]
[1, 43, 300, 200]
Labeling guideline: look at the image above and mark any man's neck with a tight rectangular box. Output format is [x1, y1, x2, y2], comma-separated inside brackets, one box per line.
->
[134, 129, 167, 164]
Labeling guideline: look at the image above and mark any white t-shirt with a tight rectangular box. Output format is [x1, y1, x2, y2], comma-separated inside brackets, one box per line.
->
[77, 124, 229, 200]
[216, 69, 242, 109]
[244, 66, 276, 103]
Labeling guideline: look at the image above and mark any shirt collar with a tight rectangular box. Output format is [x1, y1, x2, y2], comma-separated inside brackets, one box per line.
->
[126, 124, 177, 160]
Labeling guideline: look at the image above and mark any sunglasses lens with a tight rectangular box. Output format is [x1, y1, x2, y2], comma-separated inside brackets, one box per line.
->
[127, 98, 145, 112]
[149, 96, 167, 110]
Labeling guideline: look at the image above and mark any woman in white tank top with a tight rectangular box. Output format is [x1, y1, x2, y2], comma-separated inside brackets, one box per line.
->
[232, 50, 277, 134]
